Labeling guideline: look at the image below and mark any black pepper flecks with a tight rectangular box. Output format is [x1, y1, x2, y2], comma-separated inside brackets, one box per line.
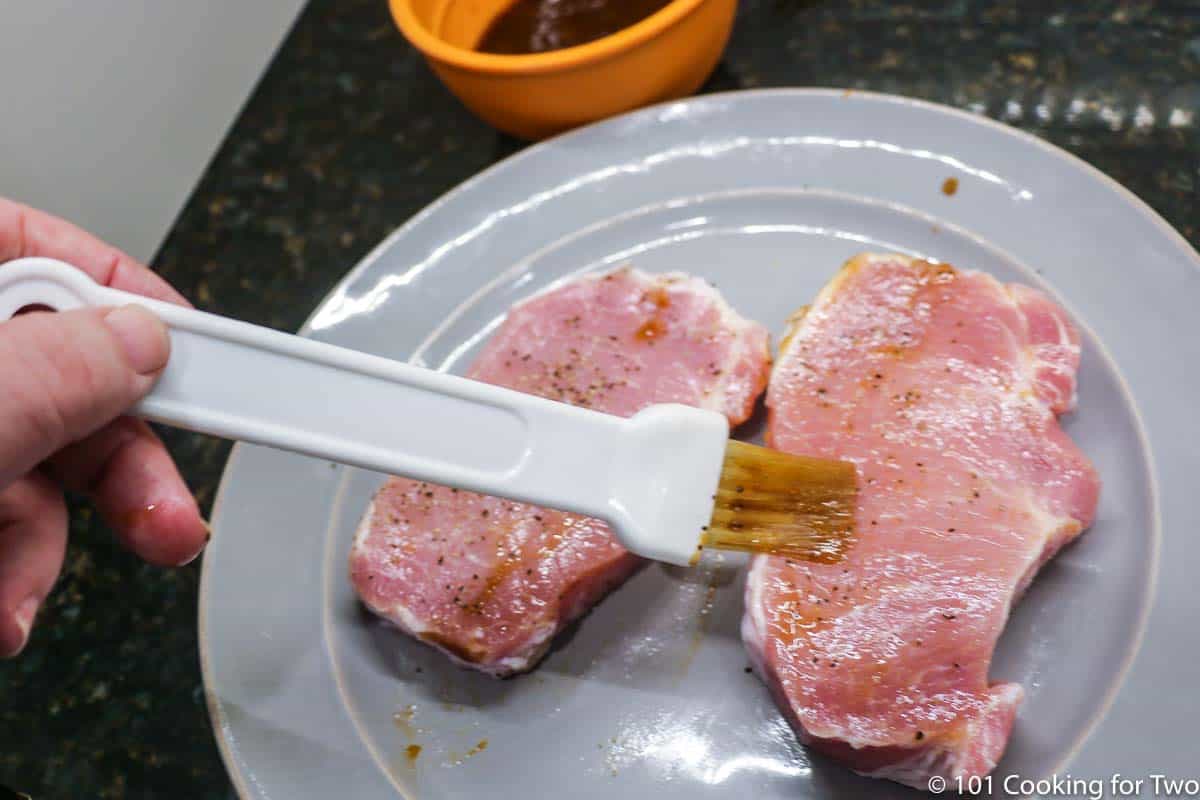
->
[13, 1, 1195, 797]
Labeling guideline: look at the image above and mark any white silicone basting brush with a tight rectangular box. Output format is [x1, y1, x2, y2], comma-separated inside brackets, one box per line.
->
[0, 257, 856, 566]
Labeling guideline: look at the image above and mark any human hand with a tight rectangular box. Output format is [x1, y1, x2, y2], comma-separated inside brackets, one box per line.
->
[0, 198, 209, 657]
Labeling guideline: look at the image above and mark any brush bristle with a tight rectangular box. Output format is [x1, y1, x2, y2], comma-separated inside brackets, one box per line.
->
[701, 440, 857, 563]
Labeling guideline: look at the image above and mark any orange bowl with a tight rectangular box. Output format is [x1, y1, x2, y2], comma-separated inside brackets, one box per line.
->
[389, 0, 737, 140]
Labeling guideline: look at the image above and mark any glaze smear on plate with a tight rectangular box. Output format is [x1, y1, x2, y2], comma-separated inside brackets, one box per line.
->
[743, 254, 1100, 787]
[351, 268, 770, 676]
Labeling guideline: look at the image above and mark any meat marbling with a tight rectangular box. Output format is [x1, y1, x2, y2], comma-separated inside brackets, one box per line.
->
[743, 254, 1100, 787]
[352, 268, 771, 676]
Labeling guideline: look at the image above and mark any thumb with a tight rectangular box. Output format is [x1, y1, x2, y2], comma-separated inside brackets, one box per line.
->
[0, 305, 169, 486]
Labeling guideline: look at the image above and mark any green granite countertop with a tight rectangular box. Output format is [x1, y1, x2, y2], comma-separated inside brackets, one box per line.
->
[2, 0, 1197, 797]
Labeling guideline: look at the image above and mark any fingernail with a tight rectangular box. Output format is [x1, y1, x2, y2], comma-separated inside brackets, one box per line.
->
[176, 519, 212, 567]
[13, 596, 38, 651]
[179, 542, 205, 566]
[104, 305, 170, 375]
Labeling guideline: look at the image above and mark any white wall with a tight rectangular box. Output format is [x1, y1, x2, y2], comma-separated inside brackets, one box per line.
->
[1, 0, 306, 262]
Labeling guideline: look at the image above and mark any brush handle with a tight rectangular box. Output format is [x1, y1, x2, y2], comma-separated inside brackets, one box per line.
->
[0, 258, 728, 564]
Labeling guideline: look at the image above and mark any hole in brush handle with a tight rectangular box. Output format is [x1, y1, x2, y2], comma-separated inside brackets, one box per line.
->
[0, 258, 104, 320]
[12, 303, 56, 316]
[0, 283, 80, 319]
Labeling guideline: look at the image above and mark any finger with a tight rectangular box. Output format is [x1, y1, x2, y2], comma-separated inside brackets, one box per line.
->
[0, 197, 189, 306]
[0, 305, 169, 487]
[45, 417, 208, 566]
[0, 473, 67, 658]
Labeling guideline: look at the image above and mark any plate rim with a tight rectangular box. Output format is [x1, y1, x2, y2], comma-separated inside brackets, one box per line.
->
[199, 87, 1185, 798]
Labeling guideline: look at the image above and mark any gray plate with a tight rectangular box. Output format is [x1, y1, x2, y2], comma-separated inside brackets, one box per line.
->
[200, 90, 1198, 800]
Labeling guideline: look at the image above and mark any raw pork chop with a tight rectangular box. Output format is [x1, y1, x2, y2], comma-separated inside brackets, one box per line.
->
[352, 268, 770, 676]
[743, 254, 1100, 787]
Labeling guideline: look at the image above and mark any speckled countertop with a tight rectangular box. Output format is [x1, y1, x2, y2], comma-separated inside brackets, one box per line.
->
[1, 1, 1196, 797]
